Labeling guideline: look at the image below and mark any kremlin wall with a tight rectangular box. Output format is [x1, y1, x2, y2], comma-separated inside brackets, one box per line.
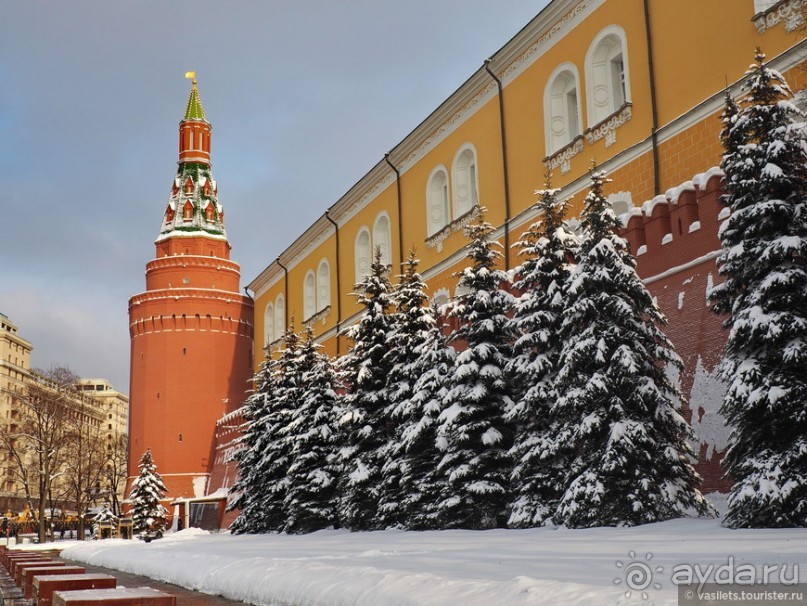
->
[127, 0, 807, 526]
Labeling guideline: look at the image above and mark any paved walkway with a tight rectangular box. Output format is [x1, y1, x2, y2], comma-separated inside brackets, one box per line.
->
[57, 557, 247, 606]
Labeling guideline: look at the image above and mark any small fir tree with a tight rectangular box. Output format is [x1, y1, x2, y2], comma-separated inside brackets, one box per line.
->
[252, 325, 302, 531]
[378, 251, 445, 529]
[710, 50, 807, 528]
[337, 248, 395, 530]
[228, 351, 280, 534]
[284, 326, 341, 533]
[552, 167, 711, 528]
[129, 449, 168, 538]
[399, 304, 455, 529]
[92, 503, 118, 539]
[506, 177, 580, 528]
[437, 210, 515, 529]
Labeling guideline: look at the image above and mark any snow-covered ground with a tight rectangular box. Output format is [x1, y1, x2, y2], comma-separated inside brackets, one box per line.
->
[16, 498, 807, 606]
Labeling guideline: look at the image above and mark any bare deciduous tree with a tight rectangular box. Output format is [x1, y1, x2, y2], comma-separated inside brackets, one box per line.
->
[0, 366, 78, 541]
[63, 408, 107, 539]
[103, 433, 129, 517]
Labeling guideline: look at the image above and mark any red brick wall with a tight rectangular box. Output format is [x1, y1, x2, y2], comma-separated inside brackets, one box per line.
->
[630, 171, 732, 493]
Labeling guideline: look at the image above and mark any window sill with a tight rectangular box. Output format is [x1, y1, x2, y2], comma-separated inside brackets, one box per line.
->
[425, 224, 451, 252]
[753, 0, 805, 33]
[303, 305, 331, 327]
[265, 336, 285, 352]
[425, 205, 482, 251]
[584, 103, 632, 148]
[544, 136, 584, 175]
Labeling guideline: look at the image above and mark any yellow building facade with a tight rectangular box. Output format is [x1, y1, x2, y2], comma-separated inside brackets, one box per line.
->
[250, 0, 806, 355]
[246, 0, 806, 491]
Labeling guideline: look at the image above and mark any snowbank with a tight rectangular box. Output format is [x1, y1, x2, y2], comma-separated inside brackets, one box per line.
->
[53, 510, 806, 606]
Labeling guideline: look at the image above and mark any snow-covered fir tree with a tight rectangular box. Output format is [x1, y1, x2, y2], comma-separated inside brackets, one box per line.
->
[252, 325, 302, 531]
[129, 449, 168, 538]
[399, 302, 455, 529]
[506, 177, 579, 528]
[377, 251, 447, 529]
[229, 325, 301, 533]
[552, 167, 711, 528]
[337, 248, 395, 531]
[92, 503, 118, 539]
[284, 326, 341, 533]
[228, 349, 280, 534]
[710, 50, 807, 528]
[437, 210, 515, 529]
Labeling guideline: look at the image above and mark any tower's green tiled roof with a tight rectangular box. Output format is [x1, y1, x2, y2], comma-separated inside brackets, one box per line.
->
[184, 78, 206, 121]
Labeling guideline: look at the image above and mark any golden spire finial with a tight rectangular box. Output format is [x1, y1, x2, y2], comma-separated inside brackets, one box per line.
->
[185, 71, 197, 87]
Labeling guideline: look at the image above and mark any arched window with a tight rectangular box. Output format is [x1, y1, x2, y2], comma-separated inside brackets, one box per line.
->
[264, 303, 274, 345]
[182, 201, 193, 220]
[432, 288, 450, 310]
[304, 271, 316, 320]
[373, 213, 392, 267]
[544, 64, 582, 155]
[355, 228, 371, 283]
[586, 26, 630, 126]
[452, 145, 479, 219]
[274, 294, 285, 339]
[426, 166, 450, 236]
[317, 260, 331, 312]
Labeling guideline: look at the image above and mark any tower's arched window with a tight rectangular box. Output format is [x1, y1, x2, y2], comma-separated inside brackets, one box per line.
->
[304, 271, 316, 320]
[264, 303, 274, 346]
[182, 201, 193, 220]
[426, 166, 450, 236]
[373, 213, 392, 267]
[452, 145, 479, 219]
[317, 259, 331, 312]
[355, 228, 371, 283]
[274, 294, 285, 339]
[586, 26, 630, 126]
[544, 64, 582, 154]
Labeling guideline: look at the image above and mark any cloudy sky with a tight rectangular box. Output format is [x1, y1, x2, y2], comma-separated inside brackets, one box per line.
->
[0, 0, 549, 393]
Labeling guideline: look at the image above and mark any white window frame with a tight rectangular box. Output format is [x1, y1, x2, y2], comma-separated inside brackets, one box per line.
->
[426, 165, 450, 236]
[274, 294, 285, 339]
[264, 303, 274, 346]
[452, 144, 479, 219]
[544, 63, 583, 155]
[585, 25, 631, 127]
[373, 212, 392, 267]
[303, 270, 316, 320]
[317, 259, 331, 312]
[753, 0, 779, 12]
[355, 227, 372, 283]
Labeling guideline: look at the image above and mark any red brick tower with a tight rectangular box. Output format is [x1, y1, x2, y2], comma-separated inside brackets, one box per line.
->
[127, 76, 254, 505]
